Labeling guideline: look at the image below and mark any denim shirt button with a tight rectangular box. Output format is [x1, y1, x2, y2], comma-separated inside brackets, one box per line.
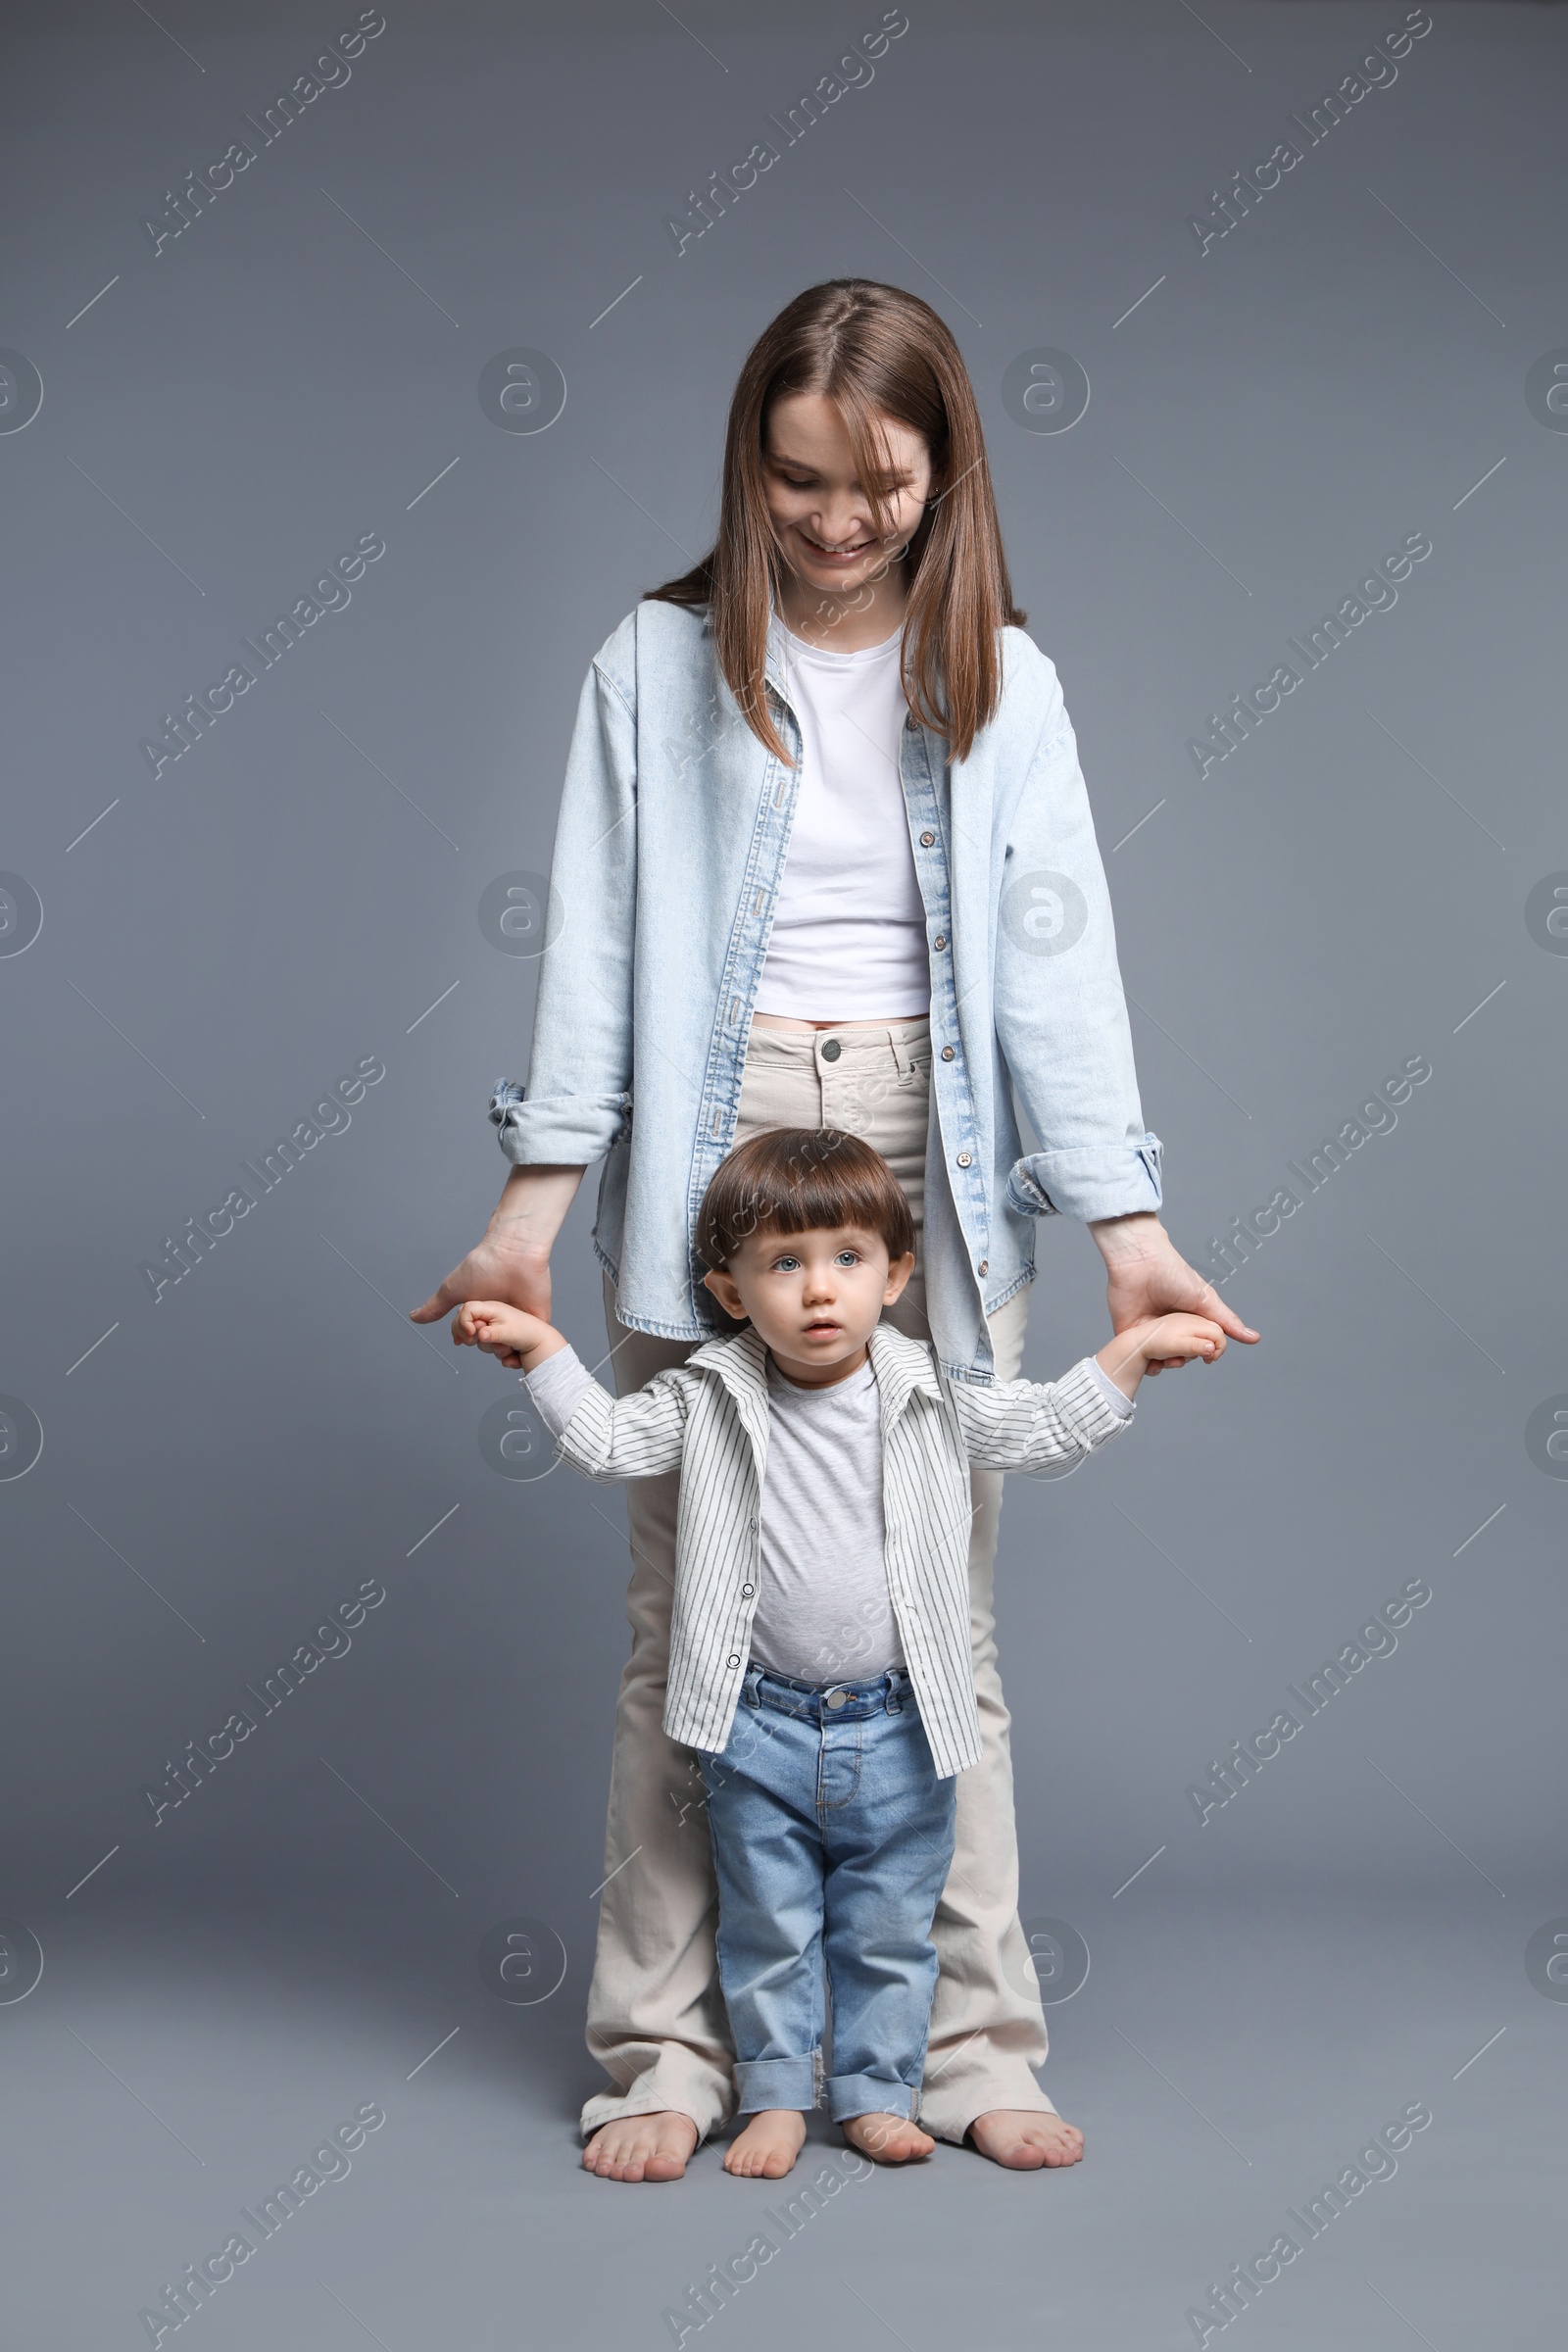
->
[941, 1045, 955, 1061]
[820, 1037, 842, 1061]
[956, 1151, 973, 1168]
[933, 934, 947, 952]
[919, 830, 935, 848]
[978, 1258, 988, 1274]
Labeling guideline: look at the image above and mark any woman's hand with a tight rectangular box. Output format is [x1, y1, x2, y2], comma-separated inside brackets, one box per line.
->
[413, 1235, 554, 1331]
[1088, 1212, 1258, 1373]
[410, 1164, 584, 1340]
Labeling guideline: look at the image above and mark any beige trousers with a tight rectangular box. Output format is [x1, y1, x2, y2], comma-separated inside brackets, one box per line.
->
[580, 1020, 1055, 2144]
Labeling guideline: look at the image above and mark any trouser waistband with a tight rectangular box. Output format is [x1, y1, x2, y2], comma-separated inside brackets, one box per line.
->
[740, 1662, 914, 1723]
[744, 1019, 931, 1080]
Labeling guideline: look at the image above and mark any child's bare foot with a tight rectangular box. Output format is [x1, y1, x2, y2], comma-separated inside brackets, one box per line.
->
[723, 2110, 807, 2179]
[582, 2110, 699, 2182]
[965, 2109, 1084, 2169]
[842, 2113, 935, 2164]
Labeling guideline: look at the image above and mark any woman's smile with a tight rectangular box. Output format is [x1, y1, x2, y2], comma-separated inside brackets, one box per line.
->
[796, 527, 877, 564]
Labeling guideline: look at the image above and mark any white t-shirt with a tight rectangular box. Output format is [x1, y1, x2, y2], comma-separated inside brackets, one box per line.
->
[754, 615, 931, 1020]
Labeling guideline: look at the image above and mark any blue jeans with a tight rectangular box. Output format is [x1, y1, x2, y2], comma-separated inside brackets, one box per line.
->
[698, 1664, 957, 2124]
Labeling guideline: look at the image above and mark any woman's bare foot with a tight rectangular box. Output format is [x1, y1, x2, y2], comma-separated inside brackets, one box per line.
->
[582, 2110, 699, 2182]
[842, 2113, 935, 2164]
[965, 2109, 1084, 2169]
[723, 2110, 808, 2179]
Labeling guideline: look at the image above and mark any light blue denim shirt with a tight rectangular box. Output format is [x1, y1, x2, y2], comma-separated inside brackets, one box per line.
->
[494, 600, 1161, 1381]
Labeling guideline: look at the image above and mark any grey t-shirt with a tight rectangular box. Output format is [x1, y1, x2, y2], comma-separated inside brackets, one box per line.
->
[748, 1352, 904, 1685]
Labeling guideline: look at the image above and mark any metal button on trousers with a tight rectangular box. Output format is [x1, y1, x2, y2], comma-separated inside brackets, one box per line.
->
[820, 1037, 842, 1060]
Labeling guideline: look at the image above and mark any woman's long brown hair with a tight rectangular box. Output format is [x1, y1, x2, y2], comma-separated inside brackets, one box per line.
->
[643, 279, 1024, 767]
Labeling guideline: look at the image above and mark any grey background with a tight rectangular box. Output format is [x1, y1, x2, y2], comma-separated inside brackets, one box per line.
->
[2, 1, 1563, 2345]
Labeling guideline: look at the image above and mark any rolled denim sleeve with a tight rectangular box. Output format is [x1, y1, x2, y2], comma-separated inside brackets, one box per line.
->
[493, 645, 638, 1167]
[994, 667, 1164, 1223]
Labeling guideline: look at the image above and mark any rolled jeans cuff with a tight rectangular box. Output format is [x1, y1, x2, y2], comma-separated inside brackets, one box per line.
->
[826, 2072, 919, 2125]
[734, 2054, 820, 2114]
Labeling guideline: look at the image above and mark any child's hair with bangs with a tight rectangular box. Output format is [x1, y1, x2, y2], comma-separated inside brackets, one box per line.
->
[697, 1128, 914, 1271]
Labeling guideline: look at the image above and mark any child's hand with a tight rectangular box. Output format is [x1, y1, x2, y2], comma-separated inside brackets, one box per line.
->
[1097, 1313, 1228, 1401]
[452, 1298, 564, 1373]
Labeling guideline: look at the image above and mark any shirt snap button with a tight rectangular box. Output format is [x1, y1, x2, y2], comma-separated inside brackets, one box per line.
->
[919, 830, 935, 848]
[933, 934, 947, 952]
[820, 1037, 842, 1061]
[941, 1045, 955, 1061]
[956, 1151, 973, 1169]
[741, 1584, 755, 1597]
[727, 1655, 741, 1669]
[978, 1258, 989, 1275]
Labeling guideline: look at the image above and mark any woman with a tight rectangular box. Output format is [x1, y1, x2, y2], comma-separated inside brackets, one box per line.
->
[414, 280, 1255, 2181]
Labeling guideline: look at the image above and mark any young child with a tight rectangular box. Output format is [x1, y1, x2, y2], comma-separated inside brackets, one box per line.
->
[457, 1129, 1226, 2180]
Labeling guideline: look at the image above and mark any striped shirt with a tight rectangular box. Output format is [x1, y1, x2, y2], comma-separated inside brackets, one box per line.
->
[528, 1323, 1132, 1778]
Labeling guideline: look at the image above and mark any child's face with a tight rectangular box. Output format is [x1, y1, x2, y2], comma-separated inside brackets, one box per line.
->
[703, 1223, 915, 1384]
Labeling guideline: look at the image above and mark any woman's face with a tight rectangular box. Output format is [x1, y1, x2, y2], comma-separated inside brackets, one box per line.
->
[762, 391, 933, 608]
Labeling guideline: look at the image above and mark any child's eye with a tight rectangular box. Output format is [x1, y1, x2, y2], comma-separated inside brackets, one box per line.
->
[835, 1250, 860, 1267]
[772, 1254, 801, 1273]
